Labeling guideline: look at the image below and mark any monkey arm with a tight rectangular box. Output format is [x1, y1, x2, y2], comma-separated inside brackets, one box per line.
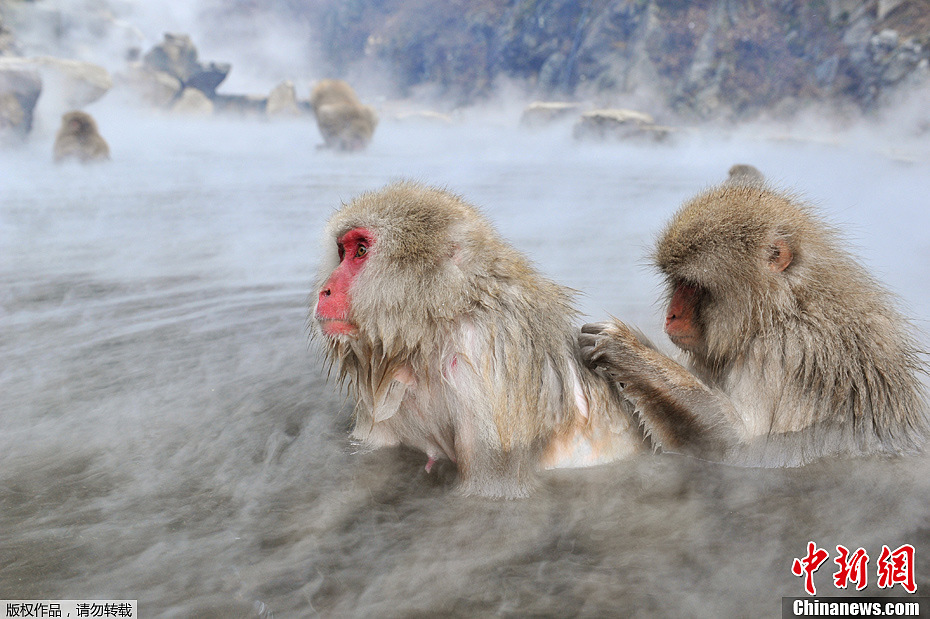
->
[579, 320, 740, 459]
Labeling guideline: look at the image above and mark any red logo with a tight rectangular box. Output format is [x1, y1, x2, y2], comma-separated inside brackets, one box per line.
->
[833, 545, 869, 591]
[877, 544, 917, 594]
[792, 542, 916, 596]
[792, 541, 830, 596]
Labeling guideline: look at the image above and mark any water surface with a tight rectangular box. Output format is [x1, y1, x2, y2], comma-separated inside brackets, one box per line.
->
[2, 107, 929, 616]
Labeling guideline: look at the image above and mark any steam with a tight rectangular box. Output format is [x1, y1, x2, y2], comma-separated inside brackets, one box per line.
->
[2, 4, 929, 615]
[7, 0, 930, 148]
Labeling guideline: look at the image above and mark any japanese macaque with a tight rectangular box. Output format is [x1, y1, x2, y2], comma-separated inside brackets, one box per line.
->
[313, 181, 643, 498]
[309, 79, 378, 152]
[726, 163, 764, 184]
[53, 110, 110, 163]
[581, 182, 928, 466]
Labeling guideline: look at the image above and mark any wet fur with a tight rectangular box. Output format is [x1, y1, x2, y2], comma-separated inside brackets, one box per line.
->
[53, 110, 110, 163]
[583, 182, 929, 466]
[310, 80, 378, 152]
[314, 181, 643, 497]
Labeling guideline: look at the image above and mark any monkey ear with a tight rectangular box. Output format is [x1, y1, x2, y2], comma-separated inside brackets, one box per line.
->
[768, 237, 793, 273]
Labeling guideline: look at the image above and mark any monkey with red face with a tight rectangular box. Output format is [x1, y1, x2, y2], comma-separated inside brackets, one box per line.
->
[313, 181, 644, 498]
[581, 182, 929, 466]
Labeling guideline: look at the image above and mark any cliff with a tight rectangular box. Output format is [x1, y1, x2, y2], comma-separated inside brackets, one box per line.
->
[292, 0, 930, 119]
[2, 0, 929, 121]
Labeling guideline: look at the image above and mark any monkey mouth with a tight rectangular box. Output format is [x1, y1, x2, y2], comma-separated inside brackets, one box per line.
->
[668, 333, 700, 352]
[318, 318, 359, 338]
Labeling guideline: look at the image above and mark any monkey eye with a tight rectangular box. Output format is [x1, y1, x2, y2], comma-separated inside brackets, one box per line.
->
[335, 228, 375, 263]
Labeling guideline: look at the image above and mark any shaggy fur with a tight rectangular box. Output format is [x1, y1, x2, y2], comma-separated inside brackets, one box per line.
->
[313, 181, 643, 497]
[583, 182, 928, 466]
[53, 110, 110, 163]
[309, 80, 378, 152]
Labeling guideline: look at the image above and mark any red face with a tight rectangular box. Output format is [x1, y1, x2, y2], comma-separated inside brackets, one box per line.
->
[315, 227, 374, 338]
[664, 282, 703, 352]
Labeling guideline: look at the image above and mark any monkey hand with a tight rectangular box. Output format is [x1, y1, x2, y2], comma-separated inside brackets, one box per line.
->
[579, 320, 649, 386]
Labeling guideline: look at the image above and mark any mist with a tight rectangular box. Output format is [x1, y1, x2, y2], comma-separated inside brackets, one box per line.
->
[3, 1, 930, 617]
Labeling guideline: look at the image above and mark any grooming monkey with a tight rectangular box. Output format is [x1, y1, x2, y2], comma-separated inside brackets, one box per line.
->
[581, 182, 929, 466]
[313, 181, 643, 497]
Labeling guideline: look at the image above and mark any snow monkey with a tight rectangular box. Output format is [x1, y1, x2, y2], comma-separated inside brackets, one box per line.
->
[726, 163, 765, 184]
[313, 181, 644, 498]
[53, 110, 110, 163]
[581, 182, 928, 466]
[309, 79, 378, 152]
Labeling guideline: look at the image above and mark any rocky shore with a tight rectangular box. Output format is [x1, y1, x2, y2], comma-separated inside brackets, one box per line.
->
[2, 0, 929, 143]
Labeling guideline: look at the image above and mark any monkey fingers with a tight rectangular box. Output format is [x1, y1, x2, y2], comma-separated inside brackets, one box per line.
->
[579, 320, 645, 384]
[579, 324, 609, 370]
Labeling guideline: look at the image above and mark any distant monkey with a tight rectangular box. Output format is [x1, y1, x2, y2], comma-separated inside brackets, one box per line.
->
[313, 181, 643, 498]
[309, 79, 359, 109]
[726, 163, 764, 184]
[53, 110, 110, 163]
[581, 182, 928, 466]
[309, 79, 378, 152]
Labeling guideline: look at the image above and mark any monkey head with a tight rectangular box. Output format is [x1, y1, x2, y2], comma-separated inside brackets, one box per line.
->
[654, 184, 812, 361]
[62, 111, 96, 136]
[313, 182, 496, 356]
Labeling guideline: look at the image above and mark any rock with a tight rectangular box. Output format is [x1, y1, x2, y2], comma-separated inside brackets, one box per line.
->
[587, 108, 655, 125]
[519, 101, 582, 127]
[538, 52, 568, 89]
[573, 108, 672, 142]
[187, 62, 231, 98]
[0, 67, 41, 142]
[814, 55, 840, 87]
[265, 80, 301, 117]
[142, 33, 229, 97]
[842, 11, 874, 62]
[0, 56, 110, 108]
[878, 0, 907, 20]
[213, 94, 268, 116]
[4, 2, 144, 65]
[872, 29, 900, 52]
[121, 63, 182, 108]
[143, 33, 200, 83]
[0, 92, 25, 136]
[0, 15, 18, 57]
[888, 40, 924, 83]
[828, 0, 865, 22]
[172, 87, 214, 116]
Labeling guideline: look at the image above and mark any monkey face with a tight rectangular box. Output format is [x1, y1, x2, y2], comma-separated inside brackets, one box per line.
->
[63, 112, 92, 135]
[315, 227, 375, 338]
[664, 281, 704, 352]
